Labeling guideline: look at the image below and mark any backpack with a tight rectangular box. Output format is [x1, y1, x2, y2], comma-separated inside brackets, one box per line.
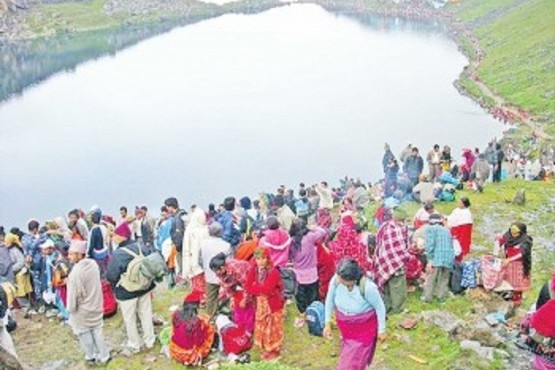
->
[449, 262, 465, 295]
[295, 198, 310, 217]
[101, 280, 118, 318]
[118, 246, 167, 292]
[306, 301, 325, 336]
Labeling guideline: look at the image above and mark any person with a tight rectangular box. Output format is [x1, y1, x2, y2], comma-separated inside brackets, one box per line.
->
[169, 291, 215, 366]
[400, 142, 412, 164]
[218, 197, 241, 250]
[493, 143, 505, 183]
[210, 254, 254, 334]
[87, 209, 110, 277]
[238, 196, 260, 240]
[182, 207, 208, 301]
[421, 214, 455, 302]
[66, 240, 111, 365]
[68, 209, 89, 241]
[215, 314, 252, 358]
[165, 197, 187, 279]
[447, 197, 473, 261]
[413, 202, 435, 229]
[484, 141, 497, 181]
[4, 233, 32, 302]
[0, 284, 18, 361]
[374, 206, 410, 313]
[495, 222, 533, 306]
[156, 206, 173, 252]
[199, 222, 231, 318]
[51, 217, 72, 243]
[404, 147, 424, 187]
[440, 145, 452, 173]
[461, 148, 477, 182]
[118, 206, 129, 226]
[289, 219, 327, 328]
[323, 259, 386, 370]
[106, 222, 156, 355]
[412, 175, 435, 204]
[39, 239, 58, 315]
[138, 206, 156, 249]
[315, 182, 333, 228]
[0, 228, 14, 284]
[330, 213, 372, 273]
[471, 154, 490, 191]
[427, 144, 442, 181]
[317, 240, 336, 301]
[295, 189, 311, 224]
[271, 195, 295, 232]
[382, 143, 395, 175]
[245, 248, 285, 361]
[384, 158, 399, 198]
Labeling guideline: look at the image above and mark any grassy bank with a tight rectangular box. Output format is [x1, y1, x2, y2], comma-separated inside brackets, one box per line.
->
[11, 179, 555, 370]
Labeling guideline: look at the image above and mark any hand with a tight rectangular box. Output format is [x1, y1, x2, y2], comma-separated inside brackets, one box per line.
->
[378, 333, 387, 343]
[323, 325, 333, 340]
[502, 259, 511, 267]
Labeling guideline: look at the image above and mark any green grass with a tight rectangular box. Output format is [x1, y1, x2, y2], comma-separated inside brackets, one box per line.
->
[452, 0, 555, 123]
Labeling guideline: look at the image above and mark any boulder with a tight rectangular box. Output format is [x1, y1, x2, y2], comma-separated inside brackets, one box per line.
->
[421, 310, 463, 334]
[460, 340, 495, 362]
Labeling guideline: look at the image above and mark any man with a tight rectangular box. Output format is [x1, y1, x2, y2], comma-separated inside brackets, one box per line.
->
[382, 143, 395, 175]
[164, 197, 187, 277]
[87, 209, 110, 277]
[118, 206, 129, 226]
[67, 240, 111, 365]
[374, 206, 411, 314]
[272, 195, 296, 232]
[68, 209, 89, 241]
[426, 144, 442, 182]
[404, 147, 424, 187]
[22, 220, 46, 311]
[217, 197, 241, 250]
[106, 223, 156, 356]
[412, 175, 435, 204]
[315, 182, 333, 228]
[200, 222, 231, 318]
[422, 214, 455, 302]
[138, 206, 156, 249]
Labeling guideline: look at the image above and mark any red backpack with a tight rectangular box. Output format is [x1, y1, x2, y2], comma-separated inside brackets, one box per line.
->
[101, 280, 117, 318]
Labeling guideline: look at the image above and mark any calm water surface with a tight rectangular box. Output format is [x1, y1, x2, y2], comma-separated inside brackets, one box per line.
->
[0, 4, 505, 226]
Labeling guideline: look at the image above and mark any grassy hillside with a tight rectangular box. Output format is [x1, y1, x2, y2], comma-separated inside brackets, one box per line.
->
[450, 0, 555, 129]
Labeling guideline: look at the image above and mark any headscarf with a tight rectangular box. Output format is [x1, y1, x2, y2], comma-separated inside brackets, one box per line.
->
[54, 217, 72, 242]
[503, 222, 533, 276]
[254, 247, 271, 283]
[4, 233, 21, 248]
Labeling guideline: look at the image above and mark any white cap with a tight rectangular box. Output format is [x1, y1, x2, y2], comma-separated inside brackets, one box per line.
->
[40, 239, 55, 249]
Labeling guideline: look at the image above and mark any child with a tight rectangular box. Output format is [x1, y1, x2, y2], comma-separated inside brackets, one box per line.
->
[169, 291, 215, 366]
[245, 248, 284, 361]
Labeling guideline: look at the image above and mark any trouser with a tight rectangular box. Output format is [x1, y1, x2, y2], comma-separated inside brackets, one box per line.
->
[423, 267, 450, 301]
[383, 273, 407, 314]
[205, 283, 220, 319]
[118, 294, 155, 351]
[295, 281, 319, 315]
[77, 326, 110, 362]
[176, 251, 183, 276]
[429, 164, 441, 181]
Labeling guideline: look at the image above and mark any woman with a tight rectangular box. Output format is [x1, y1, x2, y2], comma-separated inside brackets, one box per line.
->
[330, 213, 372, 273]
[447, 197, 473, 261]
[496, 222, 533, 306]
[324, 259, 387, 370]
[169, 291, 215, 366]
[289, 219, 327, 328]
[183, 208, 209, 302]
[5, 233, 33, 302]
[245, 248, 284, 361]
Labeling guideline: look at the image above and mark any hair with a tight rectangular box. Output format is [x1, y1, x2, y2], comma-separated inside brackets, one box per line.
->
[223, 197, 236, 212]
[266, 216, 280, 230]
[10, 227, 24, 239]
[253, 200, 260, 209]
[208, 222, 223, 237]
[68, 209, 80, 218]
[434, 144, 440, 150]
[239, 196, 252, 210]
[140, 206, 148, 212]
[299, 189, 307, 197]
[160, 205, 168, 213]
[289, 218, 309, 253]
[299, 183, 305, 188]
[91, 212, 102, 224]
[120, 206, 128, 213]
[209, 252, 227, 271]
[412, 147, 419, 153]
[460, 197, 471, 208]
[28, 220, 40, 232]
[336, 258, 364, 284]
[164, 197, 179, 210]
[322, 181, 328, 187]
[273, 195, 285, 208]
[179, 302, 200, 334]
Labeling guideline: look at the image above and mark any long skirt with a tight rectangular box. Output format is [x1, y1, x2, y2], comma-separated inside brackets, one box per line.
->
[233, 303, 255, 335]
[14, 271, 33, 298]
[253, 297, 284, 353]
[336, 310, 378, 370]
[169, 323, 215, 366]
[317, 208, 332, 229]
[451, 224, 472, 262]
[534, 355, 555, 370]
[504, 259, 531, 292]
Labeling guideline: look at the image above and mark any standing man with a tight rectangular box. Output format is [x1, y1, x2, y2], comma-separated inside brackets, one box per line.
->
[421, 214, 455, 302]
[426, 144, 442, 182]
[164, 197, 187, 278]
[199, 222, 231, 318]
[106, 223, 156, 356]
[68, 209, 89, 241]
[139, 206, 156, 250]
[404, 147, 424, 188]
[315, 182, 333, 229]
[67, 240, 111, 365]
[374, 206, 411, 314]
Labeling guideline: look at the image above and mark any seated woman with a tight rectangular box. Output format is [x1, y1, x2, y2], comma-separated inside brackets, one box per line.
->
[169, 291, 215, 366]
[215, 314, 252, 358]
[324, 258, 387, 370]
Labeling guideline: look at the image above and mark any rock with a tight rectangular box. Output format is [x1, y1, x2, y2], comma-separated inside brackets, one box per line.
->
[41, 360, 70, 370]
[495, 349, 511, 359]
[460, 340, 481, 352]
[453, 320, 506, 348]
[460, 340, 494, 362]
[513, 189, 526, 205]
[421, 310, 463, 334]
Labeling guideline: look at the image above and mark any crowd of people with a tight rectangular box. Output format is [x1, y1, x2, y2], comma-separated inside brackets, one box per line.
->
[0, 139, 553, 369]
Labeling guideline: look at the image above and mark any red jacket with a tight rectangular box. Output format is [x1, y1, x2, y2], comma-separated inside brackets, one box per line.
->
[245, 264, 284, 313]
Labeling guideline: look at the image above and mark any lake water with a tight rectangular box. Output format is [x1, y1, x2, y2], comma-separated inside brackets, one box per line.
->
[0, 4, 505, 227]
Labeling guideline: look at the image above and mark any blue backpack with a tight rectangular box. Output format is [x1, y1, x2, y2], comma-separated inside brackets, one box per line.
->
[306, 301, 325, 336]
[295, 198, 310, 217]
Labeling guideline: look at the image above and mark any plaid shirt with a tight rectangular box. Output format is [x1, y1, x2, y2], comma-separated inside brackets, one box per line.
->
[218, 259, 253, 306]
[425, 225, 455, 269]
[374, 220, 410, 289]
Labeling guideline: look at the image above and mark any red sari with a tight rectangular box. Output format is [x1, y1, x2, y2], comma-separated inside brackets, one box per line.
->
[336, 310, 378, 370]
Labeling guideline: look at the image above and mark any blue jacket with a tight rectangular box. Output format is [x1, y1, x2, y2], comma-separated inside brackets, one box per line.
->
[405, 155, 424, 179]
[217, 211, 241, 247]
[156, 218, 173, 251]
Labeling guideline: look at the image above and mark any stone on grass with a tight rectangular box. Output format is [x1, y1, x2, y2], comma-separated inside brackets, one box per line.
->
[421, 310, 462, 334]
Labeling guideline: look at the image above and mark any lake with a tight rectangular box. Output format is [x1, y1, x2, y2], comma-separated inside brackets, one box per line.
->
[0, 3, 505, 227]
